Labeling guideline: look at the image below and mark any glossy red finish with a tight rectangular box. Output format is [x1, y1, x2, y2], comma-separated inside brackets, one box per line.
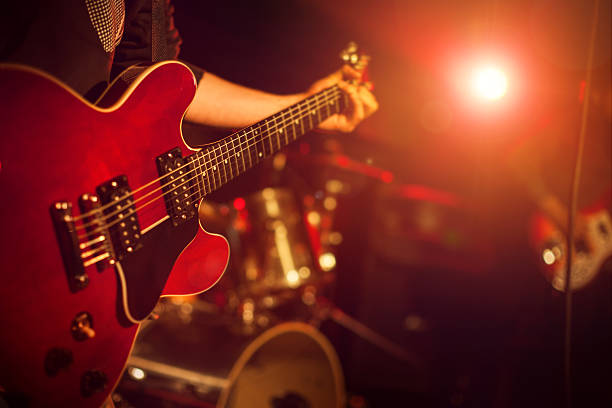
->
[0, 62, 229, 407]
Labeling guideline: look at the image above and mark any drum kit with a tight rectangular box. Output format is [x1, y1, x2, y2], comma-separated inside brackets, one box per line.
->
[113, 140, 433, 408]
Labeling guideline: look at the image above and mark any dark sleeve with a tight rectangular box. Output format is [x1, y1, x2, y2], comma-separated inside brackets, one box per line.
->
[111, 0, 204, 83]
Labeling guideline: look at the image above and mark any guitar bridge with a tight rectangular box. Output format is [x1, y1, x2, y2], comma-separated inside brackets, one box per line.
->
[50, 202, 89, 292]
[78, 193, 114, 271]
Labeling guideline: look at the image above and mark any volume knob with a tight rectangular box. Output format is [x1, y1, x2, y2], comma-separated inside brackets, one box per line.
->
[81, 369, 108, 397]
[44, 347, 73, 377]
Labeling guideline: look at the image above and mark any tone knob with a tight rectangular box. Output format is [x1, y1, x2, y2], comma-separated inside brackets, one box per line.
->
[44, 347, 73, 377]
[80, 370, 108, 397]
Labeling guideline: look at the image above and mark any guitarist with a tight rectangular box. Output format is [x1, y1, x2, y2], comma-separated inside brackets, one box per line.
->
[1, 0, 378, 135]
[0, 1, 377, 407]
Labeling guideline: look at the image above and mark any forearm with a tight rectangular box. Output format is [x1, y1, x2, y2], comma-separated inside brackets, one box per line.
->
[185, 72, 306, 128]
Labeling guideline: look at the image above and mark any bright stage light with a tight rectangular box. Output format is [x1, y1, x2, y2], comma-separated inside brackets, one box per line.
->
[472, 67, 508, 100]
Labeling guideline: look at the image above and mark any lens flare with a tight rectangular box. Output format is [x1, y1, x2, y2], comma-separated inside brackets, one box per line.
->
[472, 67, 508, 100]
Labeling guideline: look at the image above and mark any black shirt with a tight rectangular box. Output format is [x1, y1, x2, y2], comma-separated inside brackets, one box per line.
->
[1, 0, 204, 101]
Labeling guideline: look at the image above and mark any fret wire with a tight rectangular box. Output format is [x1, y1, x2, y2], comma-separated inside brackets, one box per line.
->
[290, 104, 299, 142]
[275, 111, 285, 144]
[194, 87, 342, 196]
[224, 140, 233, 180]
[252, 125, 261, 161]
[310, 95, 319, 128]
[243, 130, 252, 169]
[208, 146, 217, 188]
[280, 111, 289, 145]
[194, 153, 202, 197]
[289, 104, 298, 141]
[202, 150, 211, 194]
[223, 141, 230, 183]
[297, 102, 305, 135]
[237, 131, 244, 172]
[293, 100, 305, 138]
[274, 114, 281, 151]
[306, 97, 314, 130]
[262, 122, 272, 157]
[203, 149, 211, 191]
[193, 155, 203, 198]
[265, 120, 274, 156]
[219, 142, 227, 181]
[199, 152, 210, 195]
[259, 124, 267, 159]
[314, 93, 323, 124]
[203, 150, 215, 192]
[230, 136, 241, 176]
[314, 92, 323, 124]
[219, 142, 227, 184]
[212, 147, 222, 188]
[297, 99, 309, 133]
[303, 100, 310, 133]
[307, 95, 315, 126]
[246, 128, 255, 166]
[235, 137, 242, 176]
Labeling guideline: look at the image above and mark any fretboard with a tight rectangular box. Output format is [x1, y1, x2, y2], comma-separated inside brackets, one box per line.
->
[188, 84, 347, 198]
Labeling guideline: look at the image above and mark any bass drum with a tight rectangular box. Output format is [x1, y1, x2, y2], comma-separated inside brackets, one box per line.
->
[117, 305, 345, 408]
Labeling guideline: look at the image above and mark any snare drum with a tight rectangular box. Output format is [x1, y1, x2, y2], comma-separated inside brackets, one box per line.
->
[117, 303, 345, 408]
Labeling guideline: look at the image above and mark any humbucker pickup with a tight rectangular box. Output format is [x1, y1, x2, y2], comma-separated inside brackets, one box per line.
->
[96, 175, 142, 259]
[156, 148, 198, 226]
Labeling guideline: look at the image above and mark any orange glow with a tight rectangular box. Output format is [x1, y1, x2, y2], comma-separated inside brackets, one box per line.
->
[472, 67, 508, 100]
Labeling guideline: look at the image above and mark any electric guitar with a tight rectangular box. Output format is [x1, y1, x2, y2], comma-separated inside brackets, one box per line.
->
[529, 198, 612, 291]
[0, 46, 362, 407]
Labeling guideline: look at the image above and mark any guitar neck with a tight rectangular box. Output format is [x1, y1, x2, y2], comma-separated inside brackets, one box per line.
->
[189, 84, 347, 197]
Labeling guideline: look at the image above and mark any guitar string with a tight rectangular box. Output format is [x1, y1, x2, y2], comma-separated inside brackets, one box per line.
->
[77, 89, 344, 261]
[74, 87, 342, 235]
[75, 88, 344, 245]
[72, 85, 341, 224]
[193, 89, 334, 192]
[75, 87, 343, 235]
[195, 89, 341, 194]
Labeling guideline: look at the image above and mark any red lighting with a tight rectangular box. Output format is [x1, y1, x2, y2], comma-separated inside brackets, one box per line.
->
[233, 197, 246, 211]
[336, 155, 349, 167]
[381, 171, 394, 183]
[578, 80, 586, 103]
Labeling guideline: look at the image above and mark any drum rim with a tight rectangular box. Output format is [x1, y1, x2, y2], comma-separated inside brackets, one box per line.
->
[217, 321, 345, 408]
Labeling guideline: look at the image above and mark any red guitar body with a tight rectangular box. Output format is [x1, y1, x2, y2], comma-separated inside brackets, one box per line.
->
[0, 62, 229, 407]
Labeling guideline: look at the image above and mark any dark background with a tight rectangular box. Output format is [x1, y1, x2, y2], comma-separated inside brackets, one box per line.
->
[169, 1, 611, 407]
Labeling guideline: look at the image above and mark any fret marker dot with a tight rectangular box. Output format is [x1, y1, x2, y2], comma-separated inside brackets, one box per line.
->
[258, 152, 263, 157]
[224, 159, 228, 164]
[294, 120, 299, 124]
[279, 128, 283, 133]
[237, 152, 240, 156]
[213, 166, 216, 170]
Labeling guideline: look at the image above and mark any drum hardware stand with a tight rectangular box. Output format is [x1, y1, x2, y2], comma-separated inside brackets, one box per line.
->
[310, 297, 420, 366]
